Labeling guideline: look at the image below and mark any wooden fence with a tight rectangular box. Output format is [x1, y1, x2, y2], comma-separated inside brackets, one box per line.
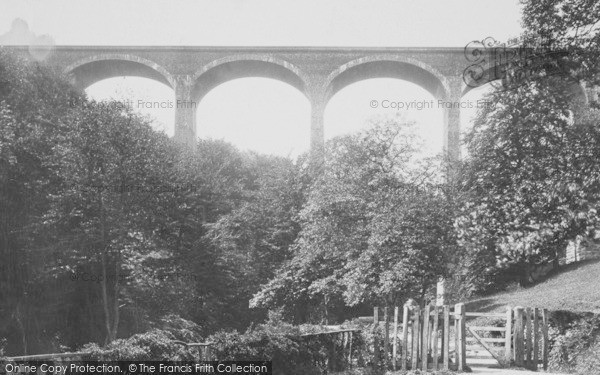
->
[3, 352, 86, 362]
[512, 307, 549, 370]
[371, 303, 549, 372]
[300, 328, 361, 371]
[371, 302, 467, 371]
[3, 353, 87, 375]
[172, 340, 214, 360]
[3, 341, 214, 367]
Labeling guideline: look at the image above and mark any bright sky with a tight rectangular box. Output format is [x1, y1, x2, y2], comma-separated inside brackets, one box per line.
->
[0, 0, 522, 158]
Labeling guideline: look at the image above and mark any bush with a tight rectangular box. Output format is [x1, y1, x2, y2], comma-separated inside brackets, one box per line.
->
[208, 317, 324, 375]
[547, 311, 600, 374]
[78, 313, 370, 374]
[80, 315, 204, 360]
[157, 314, 204, 343]
[81, 329, 196, 360]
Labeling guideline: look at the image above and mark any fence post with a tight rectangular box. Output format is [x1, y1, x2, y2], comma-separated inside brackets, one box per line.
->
[533, 308, 540, 370]
[454, 308, 459, 365]
[342, 332, 348, 370]
[422, 304, 431, 371]
[412, 306, 420, 370]
[443, 305, 450, 370]
[349, 331, 353, 368]
[542, 309, 549, 371]
[402, 304, 409, 370]
[514, 306, 524, 367]
[393, 305, 399, 370]
[373, 307, 379, 369]
[505, 305, 512, 364]
[384, 306, 390, 366]
[455, 303, 466, 371]
[330, 334, 337, 371]
[432, 305, 439, 370]
[525, 307, 533, 369]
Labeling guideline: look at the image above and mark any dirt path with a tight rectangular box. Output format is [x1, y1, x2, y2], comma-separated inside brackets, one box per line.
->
[470, 366, 569, 375]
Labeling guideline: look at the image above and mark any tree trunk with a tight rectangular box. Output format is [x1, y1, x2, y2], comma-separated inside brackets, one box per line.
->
[100, 250, 120, 344]
[97, 184, 121, 344]
[323, 294, 330, 325]
[521, 262, 532, 286]
[13, 304, 27, 355]
[101, 250, 113, 345]
[110, 250, 120, 342]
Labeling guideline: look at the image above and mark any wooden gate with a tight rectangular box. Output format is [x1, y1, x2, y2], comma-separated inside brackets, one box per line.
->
[466, 307, 513, 366]
[465, 306, 549, 370]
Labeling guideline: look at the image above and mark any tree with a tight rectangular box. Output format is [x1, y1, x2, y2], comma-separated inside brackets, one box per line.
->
[43, 99, 186, 344]
[457, 0, 600, 288]
[0, 50, 85, 354]
[520, 0, 600, 87]
[252, 117, 458, 322]
[0, 50, 253, 350]
[206, 153, 307, 324]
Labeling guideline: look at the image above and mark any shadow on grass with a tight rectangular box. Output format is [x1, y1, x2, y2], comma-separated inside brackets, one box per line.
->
[536, 258, 600, 283]
[464, 299, 506, 313]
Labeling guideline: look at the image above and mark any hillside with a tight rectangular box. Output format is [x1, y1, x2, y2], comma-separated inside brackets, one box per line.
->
[466, 259, 600, 314]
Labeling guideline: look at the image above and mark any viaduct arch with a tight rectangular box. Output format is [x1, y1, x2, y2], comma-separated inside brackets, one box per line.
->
[186, 56, 310, 138]
[323, 56, 453, 156]
[325, 55, 450, 100]
[65, 54, 176, 90]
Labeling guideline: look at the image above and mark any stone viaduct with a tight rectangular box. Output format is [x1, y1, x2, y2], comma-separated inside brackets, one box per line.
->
[6, 45, 503, 159]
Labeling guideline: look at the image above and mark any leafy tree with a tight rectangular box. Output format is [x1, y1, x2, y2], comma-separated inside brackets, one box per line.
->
[252, 118, 457, 322]
[0, 50, 84, 354]
[0, 49, 273, 351]
[46, 100, 185, 344]
[206, 153, 307, 325]
[455, 0, 600, 291]
[520, 0, 600, 87]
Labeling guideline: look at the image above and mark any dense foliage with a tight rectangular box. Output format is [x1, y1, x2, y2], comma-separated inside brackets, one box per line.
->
[251, 119, 459, 322]
[0, 50, 305, 354]
[547, 311, 600, 374]
[456, 79, 600, 290]
[453, 0, 600, 293]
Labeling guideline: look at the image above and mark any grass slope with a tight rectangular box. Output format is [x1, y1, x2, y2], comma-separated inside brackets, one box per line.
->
[466, 259, 600, 314]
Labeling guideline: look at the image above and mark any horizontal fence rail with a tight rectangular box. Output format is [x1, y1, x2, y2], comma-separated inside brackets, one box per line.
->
[172, 340, 215, 360]
[3, 340, 215, 363]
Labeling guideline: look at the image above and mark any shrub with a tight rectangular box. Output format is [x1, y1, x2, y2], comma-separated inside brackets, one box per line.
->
[81, 329, 195, 360]
[547, 311, 600, 374]
[208, 317, 324, 375]
[80, 315, 204, 360]
[157, 314, 204, 343]
[79, 313, 370, 374]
